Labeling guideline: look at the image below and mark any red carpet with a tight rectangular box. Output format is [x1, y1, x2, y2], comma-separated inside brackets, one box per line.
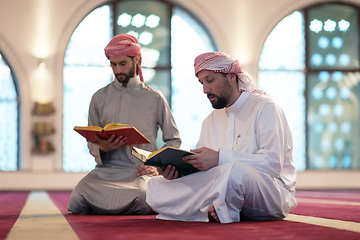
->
[0, 192, 29, 239]
[1, 190, 360, 240]
[291, 201, 360, 223]
[48, 191, 360, 240]
[293, 191, 360, 223]
[295, 190, 360, 202]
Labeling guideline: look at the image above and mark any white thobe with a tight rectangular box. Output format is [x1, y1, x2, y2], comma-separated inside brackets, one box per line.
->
[146, 92, 297, 223]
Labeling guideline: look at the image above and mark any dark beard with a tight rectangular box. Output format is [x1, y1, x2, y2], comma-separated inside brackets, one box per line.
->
[208, 94, 228, 109]
[115, 73, 130, 84]
[115, 60, 136, 84]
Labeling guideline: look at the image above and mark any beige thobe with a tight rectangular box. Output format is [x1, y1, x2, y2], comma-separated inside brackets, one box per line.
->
[68, 76, 181, 214]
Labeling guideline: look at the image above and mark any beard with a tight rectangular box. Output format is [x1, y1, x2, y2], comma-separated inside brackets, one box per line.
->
[207, 94, 229, 109]
[207, 76, 233, 109]
[115, 62, 136, 84]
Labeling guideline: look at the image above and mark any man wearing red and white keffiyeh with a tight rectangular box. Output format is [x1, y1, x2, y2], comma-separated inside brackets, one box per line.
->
[68, 34, 181, 216]
[146, 51, 297, 223]
[104, 33, 144, 83]
[194, 51, 266, 95]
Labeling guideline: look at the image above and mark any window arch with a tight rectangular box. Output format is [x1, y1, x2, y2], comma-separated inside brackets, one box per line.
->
[0, 51, 20, 171]
[63, 0, 217, 172]
[258, 3, 360, 171]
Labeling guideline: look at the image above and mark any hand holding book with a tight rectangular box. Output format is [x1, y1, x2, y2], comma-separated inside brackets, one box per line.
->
[157, 165, 180, 179]
[95, 134, 129, 152]
[74, 123, 150, 145]
[132, 146, 200, 177]
[182, 147, 220, 171]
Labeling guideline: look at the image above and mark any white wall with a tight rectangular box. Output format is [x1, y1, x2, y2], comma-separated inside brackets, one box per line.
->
[0, 0, 359, 190]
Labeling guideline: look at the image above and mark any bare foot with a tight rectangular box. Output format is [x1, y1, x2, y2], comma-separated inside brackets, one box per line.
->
[208, 206, 220, 222]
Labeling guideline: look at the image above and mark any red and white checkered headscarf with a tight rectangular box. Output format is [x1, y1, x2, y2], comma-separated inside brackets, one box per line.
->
[105, 34, 144, 82]
[194, 52, 264, 94]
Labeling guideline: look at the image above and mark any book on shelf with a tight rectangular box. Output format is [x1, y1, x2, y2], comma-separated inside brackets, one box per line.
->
[132, 146, 200, 176]
[74, 123, 150, 145]
[33, 102, 55, 115]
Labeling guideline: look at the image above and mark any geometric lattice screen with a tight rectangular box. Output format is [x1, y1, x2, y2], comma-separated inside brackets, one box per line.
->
[259, 3, 360, 171]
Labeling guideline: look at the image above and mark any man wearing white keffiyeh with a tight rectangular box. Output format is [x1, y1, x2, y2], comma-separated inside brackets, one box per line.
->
[146, 51, 297, 223]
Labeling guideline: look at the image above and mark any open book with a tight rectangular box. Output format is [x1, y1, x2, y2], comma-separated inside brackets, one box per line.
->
[132, 146, 200, 176]
[74, 123, 150, 145]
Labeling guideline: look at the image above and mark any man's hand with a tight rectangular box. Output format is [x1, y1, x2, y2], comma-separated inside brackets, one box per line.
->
[136, 165, 159, 176]
[158, 165, 179, 180]
[95, 135, 128, 152]
[183, 147, 219, 171]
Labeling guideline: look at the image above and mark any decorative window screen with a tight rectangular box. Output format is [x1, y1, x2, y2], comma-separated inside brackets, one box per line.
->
[258, 3, 360, 171]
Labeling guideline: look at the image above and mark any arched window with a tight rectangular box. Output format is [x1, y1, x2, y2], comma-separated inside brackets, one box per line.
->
[63, 1, 216, 172]
[258, 3, 360, 171]
[0, 52, 19, 171]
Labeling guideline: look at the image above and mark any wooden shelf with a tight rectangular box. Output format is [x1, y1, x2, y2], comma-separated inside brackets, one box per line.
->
[32, 102, 56, 154]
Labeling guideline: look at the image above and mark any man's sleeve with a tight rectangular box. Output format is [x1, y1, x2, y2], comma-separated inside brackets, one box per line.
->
[219, 102, 291, 178]
[156, 93, 181, 148]
[87, 94, 103, 165]
[195, 118, 208, 149]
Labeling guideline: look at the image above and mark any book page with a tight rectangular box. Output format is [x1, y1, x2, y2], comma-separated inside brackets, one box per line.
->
[132, 146, 152, 158]
[104, 123, 132, 130]
[74, 126, 103, 131]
